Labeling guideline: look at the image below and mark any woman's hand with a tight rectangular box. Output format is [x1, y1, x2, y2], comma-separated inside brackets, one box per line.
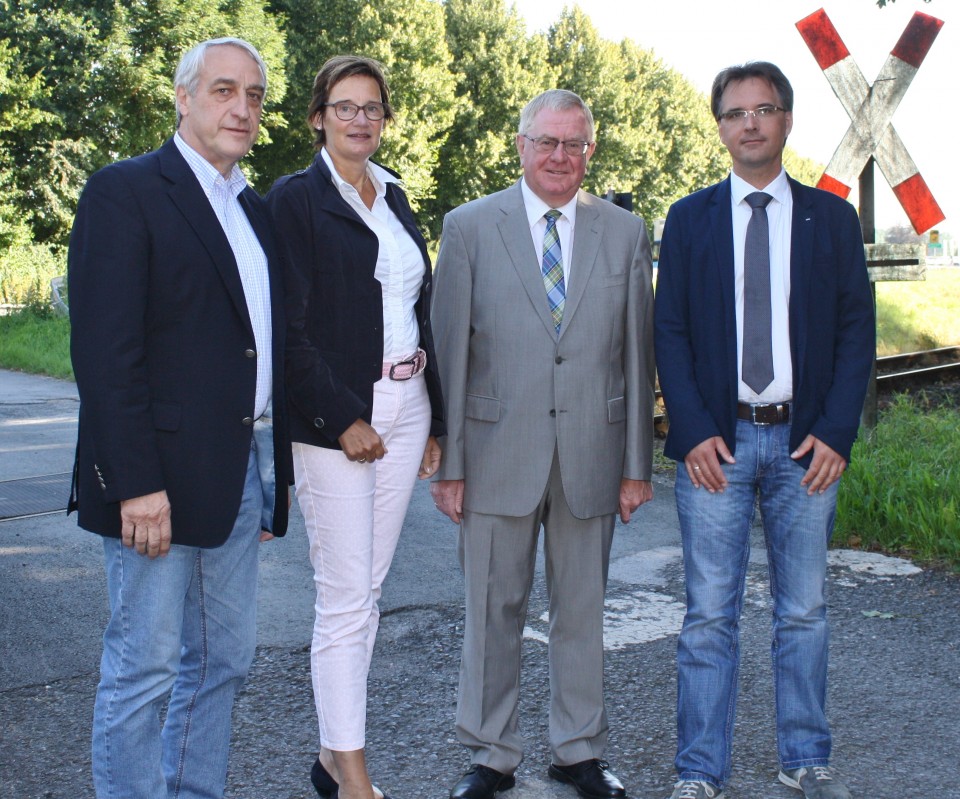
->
[418, 436, 441, 479]
[338, 419, 387, 463]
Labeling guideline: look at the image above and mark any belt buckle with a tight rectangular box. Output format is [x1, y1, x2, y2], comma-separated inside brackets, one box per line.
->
[751, 404, 771, 426]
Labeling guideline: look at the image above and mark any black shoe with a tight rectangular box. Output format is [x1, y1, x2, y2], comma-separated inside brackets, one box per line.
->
[548, 759, 626, 799]
[450, 764, 516, 799]
[311, 758, 338, 799]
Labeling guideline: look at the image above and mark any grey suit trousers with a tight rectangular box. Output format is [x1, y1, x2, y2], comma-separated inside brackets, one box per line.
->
[455, 447, 615, 772]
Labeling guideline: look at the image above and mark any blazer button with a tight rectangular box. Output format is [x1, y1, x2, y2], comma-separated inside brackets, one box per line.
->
[555, 355, 563, 364]
[242, 417, 254, 426]
[313, 417, 325, 429]
[244, 349, 256, 358]
[549, 409, 556, 417]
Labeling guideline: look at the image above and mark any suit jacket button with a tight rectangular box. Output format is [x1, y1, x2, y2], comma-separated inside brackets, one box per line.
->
[549, 409, 556, 417]
[555, 355, 563, 364]
[313, 417, 325, 429]
[242, 416, 254, 426]
[244, 349, 256, 358]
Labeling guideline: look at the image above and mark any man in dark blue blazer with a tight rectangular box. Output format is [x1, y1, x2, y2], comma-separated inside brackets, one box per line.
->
[655, 62, 874, 799]
[68, 38, 291, 799]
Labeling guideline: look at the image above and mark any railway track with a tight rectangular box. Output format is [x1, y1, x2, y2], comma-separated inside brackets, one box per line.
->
[876, 345, 960, 389]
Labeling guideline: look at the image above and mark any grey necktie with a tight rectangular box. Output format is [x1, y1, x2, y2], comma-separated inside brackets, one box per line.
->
[742, 191, 774, 394]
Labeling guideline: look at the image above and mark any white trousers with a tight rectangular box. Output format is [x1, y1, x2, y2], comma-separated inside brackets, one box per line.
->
[293, 374, 431, 750]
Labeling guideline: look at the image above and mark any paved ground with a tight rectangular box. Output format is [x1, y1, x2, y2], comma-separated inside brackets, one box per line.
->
[1, 368, 958, 799]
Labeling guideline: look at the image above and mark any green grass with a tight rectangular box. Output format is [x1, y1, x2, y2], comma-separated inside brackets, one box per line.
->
[876, 267, 960, 355]
[836, 395, 960, 568]
[0, 305, 73, 379]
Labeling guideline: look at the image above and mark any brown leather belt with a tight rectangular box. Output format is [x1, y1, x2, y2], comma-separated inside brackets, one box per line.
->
[737, 401, 790, 425]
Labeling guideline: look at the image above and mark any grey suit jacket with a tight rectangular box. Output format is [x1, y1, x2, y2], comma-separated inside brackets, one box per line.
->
[432, 181, 655, 519]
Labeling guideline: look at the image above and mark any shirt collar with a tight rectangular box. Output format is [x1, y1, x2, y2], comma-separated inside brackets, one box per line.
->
[174, 133, 247, 198]
[520, 178, 579, 230]
[321, 147, 397, 200]
[730, 167, 790, 208]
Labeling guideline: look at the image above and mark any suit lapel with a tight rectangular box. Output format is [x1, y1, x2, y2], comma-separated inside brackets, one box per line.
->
[561, 190, 601, 338]
[159, 140, 252, 332]
[709, 178, 739, 378]
[497, 183, 558, 338]
[788, 177, 816, 380]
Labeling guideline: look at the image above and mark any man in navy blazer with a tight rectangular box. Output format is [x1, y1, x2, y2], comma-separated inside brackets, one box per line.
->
[655, 62, 873, 799]
[68, 38, 291, 799]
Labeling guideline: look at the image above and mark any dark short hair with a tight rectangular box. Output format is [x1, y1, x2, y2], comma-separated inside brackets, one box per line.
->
[710, 61, 793, 120]
[306, 55, 394, 150]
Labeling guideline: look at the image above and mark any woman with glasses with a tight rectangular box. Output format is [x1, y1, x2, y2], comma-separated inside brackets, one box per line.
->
[267, 55, 444, 799]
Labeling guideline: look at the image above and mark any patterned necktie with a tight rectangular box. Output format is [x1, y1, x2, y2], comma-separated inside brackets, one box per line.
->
[742, 191, 774, 394]
[542, 210, 565, 335]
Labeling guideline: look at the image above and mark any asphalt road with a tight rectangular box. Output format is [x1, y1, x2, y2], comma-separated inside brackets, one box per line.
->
[1, 368, 958, 799]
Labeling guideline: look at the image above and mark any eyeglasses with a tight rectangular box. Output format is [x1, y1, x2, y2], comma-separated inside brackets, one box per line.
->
[522, 134, 591, 156]
[717, 105, 786, 124]
[324, 101, 387, 121]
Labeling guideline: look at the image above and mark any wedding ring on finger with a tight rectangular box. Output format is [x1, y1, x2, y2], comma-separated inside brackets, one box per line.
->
[358, 457, 366, 463]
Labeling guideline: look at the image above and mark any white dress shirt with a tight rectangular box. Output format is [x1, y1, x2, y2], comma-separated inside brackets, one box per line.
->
[322, 148, 425, 362]
[174, 133, 272, 418]
[730, 168, 793, 404]
[521, 179, 578, 291]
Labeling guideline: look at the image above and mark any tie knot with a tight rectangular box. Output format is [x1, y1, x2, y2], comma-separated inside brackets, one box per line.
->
[545, 209, 562, 224]
[745, 191, 772, 210]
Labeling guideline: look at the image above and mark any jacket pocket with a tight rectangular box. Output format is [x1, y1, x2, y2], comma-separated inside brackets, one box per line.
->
[465, 394, 501, 423]
[607, 396, 625, 423]
[152, 401, 182, 432]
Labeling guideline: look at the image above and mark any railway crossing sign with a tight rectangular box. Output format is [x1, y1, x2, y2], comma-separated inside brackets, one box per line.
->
[796, 8, 945, 234]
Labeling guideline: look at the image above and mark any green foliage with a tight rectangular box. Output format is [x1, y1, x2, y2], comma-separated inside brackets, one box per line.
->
[421, 0, 555, 236]
[876, 268, 960, 355]
[0, 0, 287, 247]
[257, 0, 457, 207]
[836, 395, 960, 567]
[0, 305, 73, 379]
[0, 243, 64, 305]
[782, 147, 823, 187]
[545, 8, 728, 226]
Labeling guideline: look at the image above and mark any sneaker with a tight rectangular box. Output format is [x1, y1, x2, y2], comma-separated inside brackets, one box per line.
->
[669, 780, 724, 799]
[779, 766, 852, 799]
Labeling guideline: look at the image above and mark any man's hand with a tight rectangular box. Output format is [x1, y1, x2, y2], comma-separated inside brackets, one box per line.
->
[120, 490, 172, 558]
[338, 419, 387, 463]
[418, 436, 442, 479]
[792, 434, 847, 494]
[684, 436, 735, 493]
[430, 479, 464, 524]
[619, 478, 653, 523]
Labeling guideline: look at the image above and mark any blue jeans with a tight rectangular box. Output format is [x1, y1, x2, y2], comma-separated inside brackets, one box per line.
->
[674, 420, 836, 789]
[92, 449, 263, 799]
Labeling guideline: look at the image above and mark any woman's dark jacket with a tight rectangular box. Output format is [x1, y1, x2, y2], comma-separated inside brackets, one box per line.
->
[266, 152, 444, 448]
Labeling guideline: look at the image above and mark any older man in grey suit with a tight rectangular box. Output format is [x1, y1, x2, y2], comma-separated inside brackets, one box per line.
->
[431, 89, 655, 799]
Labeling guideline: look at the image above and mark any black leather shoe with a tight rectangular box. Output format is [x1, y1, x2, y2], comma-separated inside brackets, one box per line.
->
[450, 764, 516, 799]
[311, 758, 338, 799]
[548, 759, 626, 799]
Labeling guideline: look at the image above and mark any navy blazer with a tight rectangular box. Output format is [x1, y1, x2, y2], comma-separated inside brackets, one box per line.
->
[266, 152, 444, 448]
[68, 138, 293, 546]
[654, 175, 875, 466]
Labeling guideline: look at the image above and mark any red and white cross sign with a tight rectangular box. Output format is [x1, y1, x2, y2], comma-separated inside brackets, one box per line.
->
[796, 8, 945, 234]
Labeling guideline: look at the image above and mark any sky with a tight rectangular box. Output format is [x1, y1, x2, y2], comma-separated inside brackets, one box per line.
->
[511, 0, 956, 237]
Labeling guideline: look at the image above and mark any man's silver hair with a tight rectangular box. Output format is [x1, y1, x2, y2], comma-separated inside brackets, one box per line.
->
[174, 37, 267, 127]
[518, 89, 595, 142]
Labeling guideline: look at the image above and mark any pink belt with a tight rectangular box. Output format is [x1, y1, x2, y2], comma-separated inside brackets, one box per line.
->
[382, 348, 427, 380]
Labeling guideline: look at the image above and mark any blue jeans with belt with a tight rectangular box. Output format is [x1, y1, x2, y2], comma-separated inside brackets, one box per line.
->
[674, 419, 837, 789]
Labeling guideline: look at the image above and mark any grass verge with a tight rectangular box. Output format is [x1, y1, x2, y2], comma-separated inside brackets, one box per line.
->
[0, 304, 73, 380]
[836, 394, 960, 568]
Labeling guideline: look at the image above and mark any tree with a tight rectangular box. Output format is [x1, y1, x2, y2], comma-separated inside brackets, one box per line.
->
[547, 8, 727, 225]
[0, 0, 288, 248]
[260, 0, 457, 207]
[421, 0, 555, 236]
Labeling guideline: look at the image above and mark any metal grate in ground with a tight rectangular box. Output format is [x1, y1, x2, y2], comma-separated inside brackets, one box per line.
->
[0, 473, 71, 520]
